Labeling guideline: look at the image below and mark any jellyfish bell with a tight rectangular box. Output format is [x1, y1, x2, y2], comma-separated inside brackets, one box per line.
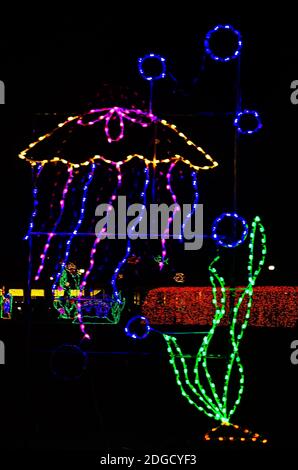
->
[18, 106, 218, 171]
[19, 106, 219, 336]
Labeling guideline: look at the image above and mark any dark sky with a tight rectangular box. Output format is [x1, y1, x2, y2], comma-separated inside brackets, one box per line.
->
[0, 7, 298, 286]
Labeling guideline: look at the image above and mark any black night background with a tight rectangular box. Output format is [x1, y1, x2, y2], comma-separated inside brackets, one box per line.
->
[0, 6, 298, 465]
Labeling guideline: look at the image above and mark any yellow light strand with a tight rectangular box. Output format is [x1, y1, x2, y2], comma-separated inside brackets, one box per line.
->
[18, 115, 219, 171]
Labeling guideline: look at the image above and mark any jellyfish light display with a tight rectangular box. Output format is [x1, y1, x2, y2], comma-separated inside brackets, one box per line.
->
[19, 26, 269, 445]
[19, 106, 218, 331]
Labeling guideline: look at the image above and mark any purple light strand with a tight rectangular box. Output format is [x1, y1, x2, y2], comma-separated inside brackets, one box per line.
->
[76, 165, 122, 340]
[77, 107, 155, 143]
[111, 163, 150, 301]
[181, 171, 199, 240]
[34, 166, 74, 281]
[80, 166, 121, 288]
[52, 163, 96, 291]
[24, 164, 43, 241]
[159, 162, 181, 270]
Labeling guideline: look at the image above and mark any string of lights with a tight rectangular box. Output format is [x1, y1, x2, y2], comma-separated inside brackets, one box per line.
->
[111, 163, 150, 300]
[204, 422, 268, 444]
[211, 212, 248, 248]
[138, 53, 167, 81]
[204, 24, 242, 62]
[79, 166, 122, 292]
[222, 216, 267, 420]
[234, 109, 262, 135]
[181, 171, 199, 242]
[75, 166, 122, 340]
[159, 162, 181, 270]
[77, 107, 155, 142]
[24, 163, 43, 241]
[34, 167, 74, 281]
[18, 113, 219, 171]
[52, 163, 96, 291]
[162, 216, 266, 426]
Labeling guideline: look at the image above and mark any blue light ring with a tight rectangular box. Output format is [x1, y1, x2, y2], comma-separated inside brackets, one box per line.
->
[204, 24, 242, 62]
[211, 212, 248, 248]
[138, 53, 166, 81]
[49, 344, 88, 381]
[125, 315, 151, 340]
[234, 110, 262, 135]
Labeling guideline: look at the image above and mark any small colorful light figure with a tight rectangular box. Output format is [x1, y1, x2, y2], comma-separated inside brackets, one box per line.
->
[154, 255, 169, 265]
[127, 254, 141, 265]
[204, 24, 242, 62]
[234, 110, 262, 135]
[53, 262, 81, 319]
[0, 286, 13, 319]
[173, 273, 185, 283]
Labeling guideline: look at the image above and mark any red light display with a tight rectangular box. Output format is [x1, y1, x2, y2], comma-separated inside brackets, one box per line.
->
[142, 286, 298, 327]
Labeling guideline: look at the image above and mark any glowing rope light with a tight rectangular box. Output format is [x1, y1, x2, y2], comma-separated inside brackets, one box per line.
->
[204, 422, 268, 444]
[111, 239, 132, 302]
[127, 218, 267, 428]
[234, 110, 262, 135]
[221, 216, 266, 420]
[211, 212, 248, 248]
[76, 164, 148, 336]
[19, 114, 218, 171]
[79, 165, 122, 292]
[24, 164, 43, 241]
[77, 107, 155, 143]
[166, 162, 178, 205]
[124, 315, 151, 340]
[44, 171, 63, 231]
[181, 170, 199, 242]
[18, 115, 77, 162]
[138, 53, 166, 81]
[34, 167, 74, 281]
[204, 24, 242, 62]
[163, 217, 266, 425]
[111, 164, 150, 300]
[75, 166, 122, 340]
[52, 163, 96, 291]
[159, 162, 181, 270]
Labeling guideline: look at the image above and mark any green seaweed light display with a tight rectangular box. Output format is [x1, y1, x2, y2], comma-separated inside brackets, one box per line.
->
[162, 216, 267, 442]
